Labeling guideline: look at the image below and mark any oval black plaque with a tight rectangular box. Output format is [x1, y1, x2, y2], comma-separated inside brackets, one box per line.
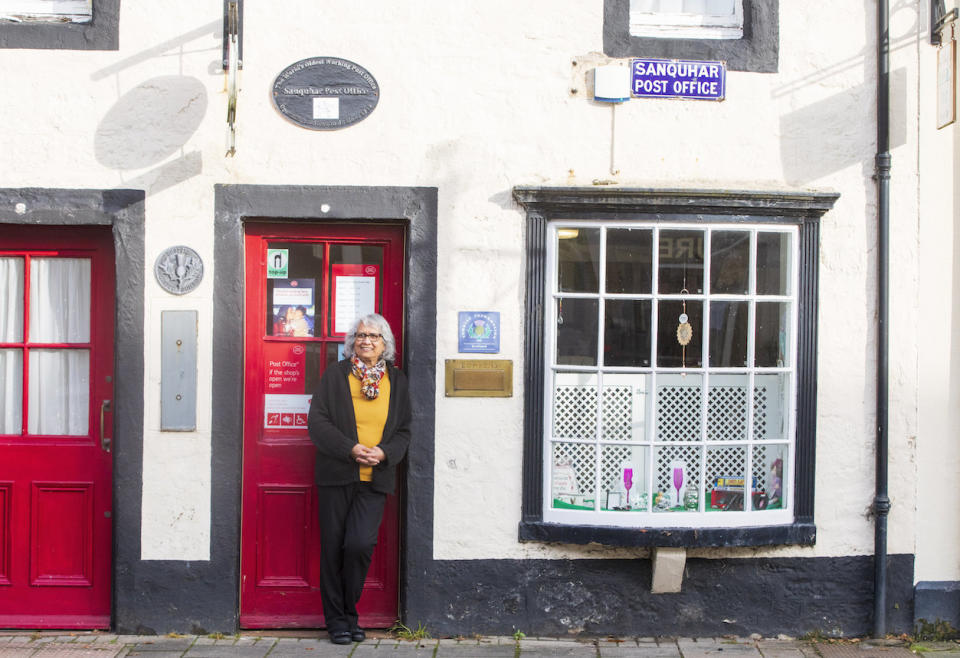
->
[272, 57, 379, 131]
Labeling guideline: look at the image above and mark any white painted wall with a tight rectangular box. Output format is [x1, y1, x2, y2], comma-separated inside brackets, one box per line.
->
[0, 1, 936, 571]
[917, 2, 960, 583]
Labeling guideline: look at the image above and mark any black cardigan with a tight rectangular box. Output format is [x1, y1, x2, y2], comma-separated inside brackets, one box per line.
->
[307, 359, 412, 495]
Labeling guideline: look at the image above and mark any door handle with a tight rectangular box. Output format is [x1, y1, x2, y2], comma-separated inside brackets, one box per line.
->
[100, 399, 112, 452]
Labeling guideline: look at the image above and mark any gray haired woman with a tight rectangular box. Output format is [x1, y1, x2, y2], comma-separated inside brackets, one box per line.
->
[307, 313, 412, 645]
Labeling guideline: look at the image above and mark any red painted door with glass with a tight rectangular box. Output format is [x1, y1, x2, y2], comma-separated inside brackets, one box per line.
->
[0, 225, 114, 628]
[240, 222, 405, 628]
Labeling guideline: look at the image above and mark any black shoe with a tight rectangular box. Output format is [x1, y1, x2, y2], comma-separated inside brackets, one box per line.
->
[350, 628, 366, 642]
[330, 631, 352, 645]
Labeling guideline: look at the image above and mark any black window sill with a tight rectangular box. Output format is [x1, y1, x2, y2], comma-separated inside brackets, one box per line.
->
[519, 520, 816, 548]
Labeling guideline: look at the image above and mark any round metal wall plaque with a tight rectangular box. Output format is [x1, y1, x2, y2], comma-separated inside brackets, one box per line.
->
[155, 246, 204, 295]
[272, 57, 379, 131]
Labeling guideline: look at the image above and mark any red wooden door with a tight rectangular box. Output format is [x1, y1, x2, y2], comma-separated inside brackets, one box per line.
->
[0, 225, 114, 629]
[240, 222, 405, 628]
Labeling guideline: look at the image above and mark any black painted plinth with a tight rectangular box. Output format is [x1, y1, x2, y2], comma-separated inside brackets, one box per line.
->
[409, 554, 914, 638]
[915, 581, 960, 630]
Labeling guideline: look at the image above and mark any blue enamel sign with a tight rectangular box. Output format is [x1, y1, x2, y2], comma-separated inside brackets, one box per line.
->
[631, 59, 726, 101]
[458, 311, 500, 354]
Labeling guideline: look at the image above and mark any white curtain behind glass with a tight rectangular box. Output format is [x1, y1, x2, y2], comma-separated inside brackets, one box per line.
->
[27, 258, 91, 435]
[29, 350, 89, 435]
[0, 258, 24, 434]
[30, 258, 91, 343]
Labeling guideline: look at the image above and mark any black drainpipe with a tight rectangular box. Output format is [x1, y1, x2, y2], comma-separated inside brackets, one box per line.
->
[873, 0, 892, 639]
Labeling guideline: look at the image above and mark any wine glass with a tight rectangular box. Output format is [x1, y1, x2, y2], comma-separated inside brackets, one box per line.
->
[672, 465, 684, 508]
[623, 467, 634, 507]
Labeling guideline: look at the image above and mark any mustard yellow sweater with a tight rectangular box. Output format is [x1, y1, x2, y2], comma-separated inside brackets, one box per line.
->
[349, 372, 390, 481]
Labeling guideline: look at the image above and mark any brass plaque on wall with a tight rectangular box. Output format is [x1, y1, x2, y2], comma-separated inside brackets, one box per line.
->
[445, 359, 513, 397]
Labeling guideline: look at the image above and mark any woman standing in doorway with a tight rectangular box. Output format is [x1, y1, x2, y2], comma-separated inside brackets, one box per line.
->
[307, 313, 412, 645]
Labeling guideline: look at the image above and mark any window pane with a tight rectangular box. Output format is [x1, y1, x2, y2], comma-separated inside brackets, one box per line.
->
[551, 442, 596, 510]
[708, 301, 748, 367]
[655, 374, 702, 442]
[654, 444, 701, 511]
[706, 445, 748, 511]
[0, 258, 24, 342]
[710, 231, 749, 294]
[708, 375, 748, 441]
[606, 228, 652, 293]
[602, 374, 650, 442]
[657, 299, 702, 368]
[658, 229, 704, 294]
[329, 244, 384, 336]
[557, 229, 599, 293]
[753, 444, 787, 510]
[604, 300, 651, 367]
[556, 297, 598, 366]
[703, 0, 736, 15]
[29, 258, 90, 343]
[554, 372, 598, 441]
[0, 349, 23, 434]
[601, 446, 648, 511]
[755, 302, 789, 367]
[754, 374, 790, 442]
[267, 243, 321, 337]
[757, 232, 791, 296]
[28, 349, 89, 435]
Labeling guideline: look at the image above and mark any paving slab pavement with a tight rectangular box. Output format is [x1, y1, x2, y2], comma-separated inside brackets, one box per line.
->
[0, 633, 946, 657]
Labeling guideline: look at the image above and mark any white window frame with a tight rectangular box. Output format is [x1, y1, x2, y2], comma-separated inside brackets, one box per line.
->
[0, 0, 91, 23]
[542, 220, 797, 529]
[629, 0, 744, 40]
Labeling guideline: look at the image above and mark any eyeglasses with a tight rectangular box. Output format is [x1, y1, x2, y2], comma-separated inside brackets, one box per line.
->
[355, 332, 382, 341]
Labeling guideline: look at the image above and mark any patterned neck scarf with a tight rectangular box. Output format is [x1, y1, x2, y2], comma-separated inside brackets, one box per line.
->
[350, 355, 387, 400]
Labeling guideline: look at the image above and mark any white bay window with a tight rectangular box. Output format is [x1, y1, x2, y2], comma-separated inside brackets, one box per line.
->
[514, 187, 838, 548]
[545, 223, 794, 527]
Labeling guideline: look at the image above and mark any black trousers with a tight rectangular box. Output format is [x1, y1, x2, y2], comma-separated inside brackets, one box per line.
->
[316, 482, 387, 634]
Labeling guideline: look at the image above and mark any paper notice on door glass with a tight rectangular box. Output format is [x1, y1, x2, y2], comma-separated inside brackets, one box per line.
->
[334, 276, 376, 334]
[264, 394, 312, 430]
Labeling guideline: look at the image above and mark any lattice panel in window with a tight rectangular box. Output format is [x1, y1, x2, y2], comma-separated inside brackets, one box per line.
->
[751, 444, 770, 491]
[656, 383, 701, 442]
[707, 385, 747, 441]
[705, 445, 746, 493]
[555, 385, 597, 440]
[552, 443, 596, 496]
[654, 444, 701, 505]
[601, 445, 636, 493]
[602, 385, 633, 441]
[753, 384, 769, 440]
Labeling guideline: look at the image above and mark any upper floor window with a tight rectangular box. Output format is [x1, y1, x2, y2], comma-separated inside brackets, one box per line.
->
[0, 0, 92, 23]
[604, 0, 779, 73]
[630, 0, 743, 40]
[0, 0, 117, 50]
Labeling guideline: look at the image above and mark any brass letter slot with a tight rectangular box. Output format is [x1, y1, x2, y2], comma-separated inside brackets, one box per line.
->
[445, 359, 513, 397]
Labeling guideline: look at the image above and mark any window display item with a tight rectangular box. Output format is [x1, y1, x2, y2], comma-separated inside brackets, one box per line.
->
[670, 459, 686, 508]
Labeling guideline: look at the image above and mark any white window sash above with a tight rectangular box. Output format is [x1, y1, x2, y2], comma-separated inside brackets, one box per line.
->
[630, 0, 744, 40]
[0, 0, 92, 23]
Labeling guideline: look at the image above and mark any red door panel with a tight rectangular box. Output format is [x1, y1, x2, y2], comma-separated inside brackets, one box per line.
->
[0, 225, 114, 629]
[240, 222, 405, 629]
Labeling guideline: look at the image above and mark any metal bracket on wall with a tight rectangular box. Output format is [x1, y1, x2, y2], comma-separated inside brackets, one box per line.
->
[932, 0, 959, 45]
[222, 0, 243, 71]
[224, 0, 241, 156]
